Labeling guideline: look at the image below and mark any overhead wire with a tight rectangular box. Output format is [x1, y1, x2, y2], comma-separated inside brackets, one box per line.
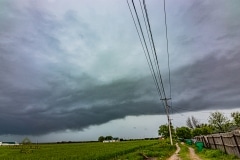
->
[138, 0, 155, 64]
[131, 0, 163, 99]
[163, 0, 173, 113]
[138, 0, 163, 96]
[131, 0, 170, 115]
[172, 107, 196, 113]
[126, 0, 171, 115]
[171, 107, 185, 116]
[143, 0, 167, 100]
[126, 0, 153, 84]
[142, 0, 170, 119]
[137, 0, 166, 110]
[131, 0, 162, 95]
[126, 0, 164, 107]
[126, 0, 174, 145]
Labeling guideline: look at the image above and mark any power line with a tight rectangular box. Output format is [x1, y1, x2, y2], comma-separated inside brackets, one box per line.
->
[141, 0, 170, 118]
[126, 0, 154, 89]
[138, 0, 164, 99]
[137, 0, 167, 111]
[126, 0, 173, 145]
[142, 0, 171, 132]
[127, 0, 171, 108]
[127, 0, 166, 112]
[172, 106, 203, 113]
[143, 0, 167, 100]
[163, 0, 173, 114]
[130, 0, 164, 100]
[171, 107, 185, 116]
[163, 0, 172, 100]
[126, 0, 156, 95]
[142, 0, 173, 145]
[162, 0, 173, 145]
[138, 0, 155, 64]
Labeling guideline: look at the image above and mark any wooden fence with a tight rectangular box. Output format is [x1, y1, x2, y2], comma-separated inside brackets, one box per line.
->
[195, 130, 240, 158]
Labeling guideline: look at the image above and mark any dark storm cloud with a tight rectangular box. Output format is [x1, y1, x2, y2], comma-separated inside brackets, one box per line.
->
[168, 0, 240, 113]
[0, 75, 163, 135]
[2, 49, 240, 135]
[172, 51, 240, 113]
[1, 0, 240, 135]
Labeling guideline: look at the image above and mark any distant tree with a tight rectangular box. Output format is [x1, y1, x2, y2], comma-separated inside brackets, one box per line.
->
[22, 137, 32, 145]
[98, 136, 105, 142]
[191, 116, 200, 128]
[158, 124, 175, 138]
[192, 128, 202, 137]
[186, 116, 201, 129]
[208, 111, 231, 132]
[200, 124, 213, 135]
[231, 111, 240, 127]
[192, 124, 213, 137]
[159, 124, 168, 138]
[186, 117, 194, 129]
[176, 126, 192, 139]
[105, 136, 113, 140]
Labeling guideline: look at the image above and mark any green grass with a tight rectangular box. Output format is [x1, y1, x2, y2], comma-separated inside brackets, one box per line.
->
[117, 139, 176, 160]
[178, 143, 191, 160]
[195, 148, 240, 160]
[174, 142, 240, 160]
[0, 140, 176, 160]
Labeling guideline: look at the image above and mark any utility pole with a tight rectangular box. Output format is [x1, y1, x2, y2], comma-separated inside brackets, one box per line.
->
[161, 98, 173, 145]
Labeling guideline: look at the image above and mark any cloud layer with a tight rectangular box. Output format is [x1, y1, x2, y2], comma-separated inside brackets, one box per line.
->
[0, 0, 240, 135]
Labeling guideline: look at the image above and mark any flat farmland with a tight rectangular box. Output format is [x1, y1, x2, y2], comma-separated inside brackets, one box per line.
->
[0, 140, 175, 160]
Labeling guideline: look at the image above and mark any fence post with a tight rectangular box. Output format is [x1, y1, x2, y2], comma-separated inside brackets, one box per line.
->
[201, 136, 204, 146]
[220, 135, 227, 154]
[206, 136, 210, 148]
[202, 136, 208, 148]
[212, 136, 217, 149]
[233, 134, 240, 155]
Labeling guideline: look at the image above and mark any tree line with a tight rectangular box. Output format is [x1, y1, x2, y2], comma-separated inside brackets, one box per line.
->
[98, 136, 114, 142]
[159, 111, 240, 139]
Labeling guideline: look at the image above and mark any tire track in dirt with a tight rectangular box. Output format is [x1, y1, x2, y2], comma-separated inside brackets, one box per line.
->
[188, 147, 202, 160]
[167, 143, 181, 160]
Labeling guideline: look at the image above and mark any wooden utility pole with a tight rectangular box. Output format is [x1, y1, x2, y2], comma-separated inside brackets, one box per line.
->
[161, 98, 173, 145]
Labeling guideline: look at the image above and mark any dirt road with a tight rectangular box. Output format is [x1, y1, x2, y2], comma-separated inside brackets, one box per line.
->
[167, 143, 202, 160]
[188, 147, 202, 160]
[167, 143, 181, 160]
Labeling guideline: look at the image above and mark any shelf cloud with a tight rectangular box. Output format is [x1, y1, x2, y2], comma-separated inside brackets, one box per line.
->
[0, 0, 240, 135]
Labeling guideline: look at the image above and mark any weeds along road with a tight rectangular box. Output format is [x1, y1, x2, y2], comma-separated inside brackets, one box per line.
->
[167, 143, 202, 160]
[189, 147, 202, 160]
[167, 143, 181, 160]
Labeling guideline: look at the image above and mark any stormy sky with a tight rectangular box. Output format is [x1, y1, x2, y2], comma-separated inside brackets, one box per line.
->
[0, 0, 240, 141]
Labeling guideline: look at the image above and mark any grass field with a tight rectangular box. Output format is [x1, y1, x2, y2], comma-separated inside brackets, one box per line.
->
[196, 148, 239, 160]
[0, 139, 175, 160]
[179, 142, 240, 160]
